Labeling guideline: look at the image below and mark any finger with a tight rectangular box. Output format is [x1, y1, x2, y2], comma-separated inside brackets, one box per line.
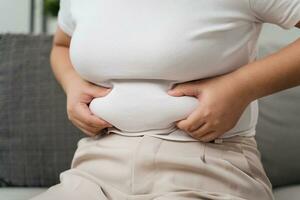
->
[189, 122, 212, 138]
[79, 127, 99, 137]
[73, 117, 111, 134]
[167, 82, 199, 97]
[72, 117, 103, 136]
[189, 122, 205, 132]
[198, 131, 219, 143]
[73, 117, 103, 133]
[176, 107, 205, 132]
[86, 84, 112, 98]
[71, 118, 99, 137]
[76, 103, 113, 128]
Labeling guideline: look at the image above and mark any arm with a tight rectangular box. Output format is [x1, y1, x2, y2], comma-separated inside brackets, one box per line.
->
[50, 26, 113, 136]
[50, 26, 79, 94]
[230, 22, 300, 102]
[167, 22, 300, 142]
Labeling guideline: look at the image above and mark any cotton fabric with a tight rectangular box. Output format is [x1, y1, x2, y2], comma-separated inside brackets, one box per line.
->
[30, 133, 274, 200]
[57, 0, 300, 141]
[33, 1, 300, 199]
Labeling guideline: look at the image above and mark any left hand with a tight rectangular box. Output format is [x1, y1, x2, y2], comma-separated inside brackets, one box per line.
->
[167, 73, 252, 142]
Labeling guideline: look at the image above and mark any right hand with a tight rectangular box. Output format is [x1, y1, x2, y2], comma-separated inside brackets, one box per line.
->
[64, 72, 113, 137]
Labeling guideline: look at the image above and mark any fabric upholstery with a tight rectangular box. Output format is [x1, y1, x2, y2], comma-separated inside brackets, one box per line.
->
[273, 185, 300, 200]
[0, 188, 46, 200]
[0, 34, 83, 187]
[255, 85, 300, 187]
[255, 34, 300, 187]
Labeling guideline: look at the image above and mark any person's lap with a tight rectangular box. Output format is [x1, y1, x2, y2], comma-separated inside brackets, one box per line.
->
[30, 132, 274, 200]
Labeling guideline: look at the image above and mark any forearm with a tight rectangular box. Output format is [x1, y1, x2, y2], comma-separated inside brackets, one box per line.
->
[230, 37, 300, 102]
[50, 44, 79, 94]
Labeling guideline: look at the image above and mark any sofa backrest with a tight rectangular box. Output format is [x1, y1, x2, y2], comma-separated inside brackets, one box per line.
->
[255, 28, 300, 187]
[0, 34, 83, 187]
[0, 33, 300, 188]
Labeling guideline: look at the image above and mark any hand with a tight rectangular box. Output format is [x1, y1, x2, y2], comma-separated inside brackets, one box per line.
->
[167, 73, 252, 142]
[65, 73, 113, 137]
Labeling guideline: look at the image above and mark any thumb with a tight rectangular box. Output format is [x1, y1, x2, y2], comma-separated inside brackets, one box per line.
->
[167, 83, 199, 97]
[87, 85, 112, 98]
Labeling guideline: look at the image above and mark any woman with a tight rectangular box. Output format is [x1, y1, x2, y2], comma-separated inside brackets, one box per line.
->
[31, 0, 300, 199]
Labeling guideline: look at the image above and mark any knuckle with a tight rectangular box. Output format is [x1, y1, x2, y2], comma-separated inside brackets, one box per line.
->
[189, 131, 199, 138]
[83, 130, 95, 136]
[193, 130, 206, 138]
[85, 119, 94, 127]
[184, 126, 192, 133]
[182, 124, 189, 131]
[187, 124, 198, 132]
[190, 123, 204, 132]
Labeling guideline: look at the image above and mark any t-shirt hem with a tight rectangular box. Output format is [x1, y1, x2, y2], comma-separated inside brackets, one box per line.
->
[106, 127, 256, 142]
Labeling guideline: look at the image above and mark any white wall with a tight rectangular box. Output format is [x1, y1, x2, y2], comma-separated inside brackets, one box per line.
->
[0, 0, 31, 33]
[258, 23, 300, 58]
[0, 0, 57, 34]
[259, 23, 300, 45]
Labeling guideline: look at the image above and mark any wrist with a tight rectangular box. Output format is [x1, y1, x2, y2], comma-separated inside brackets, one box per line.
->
[60, 70, 82, 94]
[226, 68, 258, 103]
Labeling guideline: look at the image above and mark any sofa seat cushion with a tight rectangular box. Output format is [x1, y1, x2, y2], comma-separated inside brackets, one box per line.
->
[273, 185, 300, 200]
[0, 188, 47, 200]
[1, 186, 299, 200]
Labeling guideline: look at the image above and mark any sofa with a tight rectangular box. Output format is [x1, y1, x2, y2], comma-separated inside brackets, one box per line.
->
[0, 28, 299, 199]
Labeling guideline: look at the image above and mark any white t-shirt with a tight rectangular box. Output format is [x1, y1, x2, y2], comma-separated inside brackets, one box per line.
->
[57, 0, 300, 141]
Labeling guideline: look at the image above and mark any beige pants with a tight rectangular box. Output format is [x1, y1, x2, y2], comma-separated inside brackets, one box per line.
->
[30, 133, 274, 200]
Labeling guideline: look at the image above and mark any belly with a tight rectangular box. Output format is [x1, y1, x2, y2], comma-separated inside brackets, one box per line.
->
[89, 79, 199, 132]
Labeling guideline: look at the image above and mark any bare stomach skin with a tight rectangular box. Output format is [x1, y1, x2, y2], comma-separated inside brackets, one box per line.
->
[89, 79, 199, 133]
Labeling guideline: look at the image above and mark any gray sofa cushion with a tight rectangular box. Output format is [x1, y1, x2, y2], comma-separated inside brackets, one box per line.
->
[273, 185, 300, 200]
[255, 28, 300, 188]
[0, 188, 46, 200]
[0, 34, 83, 187]
[256, 86, 300, 188]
